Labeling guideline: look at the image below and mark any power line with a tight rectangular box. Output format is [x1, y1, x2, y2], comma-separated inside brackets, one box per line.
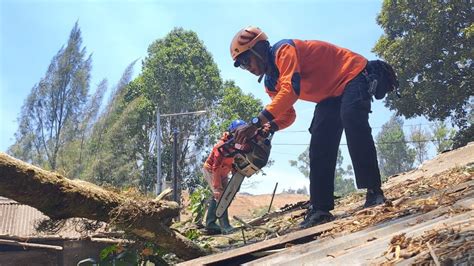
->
[272, 138, 453, 146]
[271, 151, 301, 156]
[279, 123, 441, 133]
[159, 110, 207, 117]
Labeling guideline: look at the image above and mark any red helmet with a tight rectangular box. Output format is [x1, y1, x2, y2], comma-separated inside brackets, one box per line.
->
[230, 26, 268, 61]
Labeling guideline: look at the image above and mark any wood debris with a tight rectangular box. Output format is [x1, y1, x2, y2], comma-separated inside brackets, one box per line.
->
[320, 169, 473, 237]
[384, 219, 474, 264]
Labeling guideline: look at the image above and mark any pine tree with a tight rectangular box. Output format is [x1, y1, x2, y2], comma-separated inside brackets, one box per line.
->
[9, 22, 92, 171]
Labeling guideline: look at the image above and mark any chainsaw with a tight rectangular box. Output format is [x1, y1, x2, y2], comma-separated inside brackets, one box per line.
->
[215, 129, 273, 218]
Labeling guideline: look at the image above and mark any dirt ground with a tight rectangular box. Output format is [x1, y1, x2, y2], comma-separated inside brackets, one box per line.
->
[226, 193, 308, 219]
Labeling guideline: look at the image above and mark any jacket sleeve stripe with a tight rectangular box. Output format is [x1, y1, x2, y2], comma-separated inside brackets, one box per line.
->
[292, 72, 301, 96]
[262, 108, 275, 121]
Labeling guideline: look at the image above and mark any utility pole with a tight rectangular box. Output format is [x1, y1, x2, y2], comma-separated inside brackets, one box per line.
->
[155, 110, 207, 195]
[156, 109, 162, 195]
[172, 128, 179, 204]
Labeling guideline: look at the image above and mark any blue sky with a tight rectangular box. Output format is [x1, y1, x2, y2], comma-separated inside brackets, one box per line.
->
[0, 0, 431, 194]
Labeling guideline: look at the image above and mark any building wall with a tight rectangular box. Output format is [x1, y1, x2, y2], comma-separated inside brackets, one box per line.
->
[0, 240, 112, 266]
[62, 240, 110, 266]
[0, 250, 59, 266]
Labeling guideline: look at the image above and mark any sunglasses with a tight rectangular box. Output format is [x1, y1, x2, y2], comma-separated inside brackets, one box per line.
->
[235, 51, 254, 69]
[237, 56, 251, 70]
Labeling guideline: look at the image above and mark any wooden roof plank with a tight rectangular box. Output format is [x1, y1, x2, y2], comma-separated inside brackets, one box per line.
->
[177, 218, 345, 265]
[244, 200, 474, 265]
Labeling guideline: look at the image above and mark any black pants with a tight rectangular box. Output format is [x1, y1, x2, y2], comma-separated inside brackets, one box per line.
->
[309, 72, 381, 211]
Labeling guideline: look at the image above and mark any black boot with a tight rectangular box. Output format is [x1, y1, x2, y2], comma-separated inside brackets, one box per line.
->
[299, 206, 334, 229]
[219, 210, 236, 235]
[364, 187, 386, 208]
[205, 199, 222, 235]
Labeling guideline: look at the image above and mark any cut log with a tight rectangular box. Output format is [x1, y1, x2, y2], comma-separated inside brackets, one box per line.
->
[0, 152, 207, 260]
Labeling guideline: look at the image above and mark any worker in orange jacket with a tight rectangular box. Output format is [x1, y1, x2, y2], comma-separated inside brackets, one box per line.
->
[230, 26, 386, 228]
[202, 120, 247, 234]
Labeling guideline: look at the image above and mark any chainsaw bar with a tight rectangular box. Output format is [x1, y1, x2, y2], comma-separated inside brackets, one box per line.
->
[216, 172, 245, 218]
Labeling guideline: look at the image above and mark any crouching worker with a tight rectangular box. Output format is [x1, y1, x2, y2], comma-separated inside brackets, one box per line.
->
[202, 119, 247, 235]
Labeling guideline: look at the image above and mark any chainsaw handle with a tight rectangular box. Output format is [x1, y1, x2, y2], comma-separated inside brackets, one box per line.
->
[256, 127, 274, 140]
[217, 138, 240, 157]
[229, 127, 273, 145]
[217, 128, 273, 157]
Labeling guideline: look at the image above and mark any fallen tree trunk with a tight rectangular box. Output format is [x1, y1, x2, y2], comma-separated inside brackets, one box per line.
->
[0, 152, 207, 260]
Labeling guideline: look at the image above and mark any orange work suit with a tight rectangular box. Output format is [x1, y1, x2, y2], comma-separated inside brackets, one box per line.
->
[261, 39, 367, 130]
[203, 132, 235, 199]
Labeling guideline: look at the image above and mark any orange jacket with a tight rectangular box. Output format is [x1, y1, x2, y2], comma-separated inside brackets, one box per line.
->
[203, 132, 235, 190]
[262, 39, 367, 130]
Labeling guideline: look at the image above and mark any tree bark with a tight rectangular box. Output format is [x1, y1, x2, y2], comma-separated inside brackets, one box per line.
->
[0, 152, 207, 260]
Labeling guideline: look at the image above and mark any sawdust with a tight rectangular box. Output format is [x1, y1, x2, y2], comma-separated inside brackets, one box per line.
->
[320, 168, 473, 237]
[383, 219, 474, 265]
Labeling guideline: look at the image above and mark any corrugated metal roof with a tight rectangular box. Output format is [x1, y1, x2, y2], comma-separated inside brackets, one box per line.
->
[0, 198, 108, 239]
[0, 202, 46, 237]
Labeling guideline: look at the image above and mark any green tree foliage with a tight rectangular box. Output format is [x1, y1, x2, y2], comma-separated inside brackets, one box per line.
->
[452, 123, 474, 149]
[376, 115, 415, 178]
[210, 80, 263, 141]
[289, 147, 355, 196]
[58, 79, 108, 178]
[205, 80, 264, 189]
[373, 1, 473, 129]
[188, 186, 212, 225]
[128, 28, 222, 192]
[409, 125, 431, 165]
[289, 147, 309, 178]
[122, 28, 264, 192]
[9, 22, 92, 171]
[99, 242, 168, 265]
[431, 120, 456, 153]
[452, 102, 473, 149]
[81, 62, 143, 189]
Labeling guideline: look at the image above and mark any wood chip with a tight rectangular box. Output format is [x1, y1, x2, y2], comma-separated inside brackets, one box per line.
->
[395, 245, 401, 260]
[427, 242, 440, 266]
